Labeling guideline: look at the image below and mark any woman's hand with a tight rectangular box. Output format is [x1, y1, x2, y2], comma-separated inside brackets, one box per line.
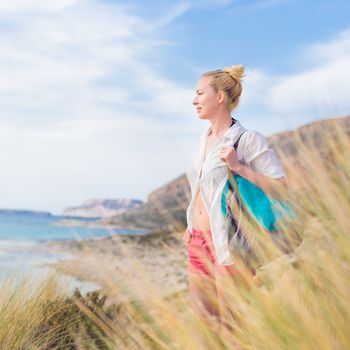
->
[182, 228, 192, 244]
[219, 146, 242, 172]
[220, 146, 288, 199]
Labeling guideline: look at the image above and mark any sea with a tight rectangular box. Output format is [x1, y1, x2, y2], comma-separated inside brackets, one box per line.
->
[0, 211, 147, 295]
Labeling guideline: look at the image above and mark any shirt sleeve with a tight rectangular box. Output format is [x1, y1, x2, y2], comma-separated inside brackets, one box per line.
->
[241, 130, 285, 179]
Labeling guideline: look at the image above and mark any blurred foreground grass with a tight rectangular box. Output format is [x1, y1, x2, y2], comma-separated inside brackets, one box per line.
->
[0, 119, 349, 349]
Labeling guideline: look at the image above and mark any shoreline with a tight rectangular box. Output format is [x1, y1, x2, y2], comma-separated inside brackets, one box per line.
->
[0, 243, 100, 297]
[37, 229, 189, 305]
[51, 218, 150, 233]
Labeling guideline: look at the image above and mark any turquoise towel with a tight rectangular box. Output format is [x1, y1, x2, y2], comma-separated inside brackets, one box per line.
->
[221, 174, 295, 232]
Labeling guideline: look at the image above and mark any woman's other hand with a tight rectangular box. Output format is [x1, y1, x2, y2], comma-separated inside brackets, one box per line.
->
[182, 228, 192, 244]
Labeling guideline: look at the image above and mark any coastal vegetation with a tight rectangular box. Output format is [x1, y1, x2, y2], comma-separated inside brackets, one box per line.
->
[0, 116, 349, 349]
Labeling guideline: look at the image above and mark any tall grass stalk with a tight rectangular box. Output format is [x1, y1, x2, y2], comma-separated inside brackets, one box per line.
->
[0, 119, 349, 349]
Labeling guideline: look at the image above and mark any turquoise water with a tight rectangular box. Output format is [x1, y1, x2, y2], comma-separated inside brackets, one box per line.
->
[0, 212, 146, 294]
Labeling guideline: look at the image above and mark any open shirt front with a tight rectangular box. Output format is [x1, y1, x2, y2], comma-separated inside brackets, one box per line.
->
[185, 119, 286, 265]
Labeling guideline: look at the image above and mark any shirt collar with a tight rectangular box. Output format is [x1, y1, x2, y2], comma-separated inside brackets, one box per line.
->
[200, 119, 246, 143]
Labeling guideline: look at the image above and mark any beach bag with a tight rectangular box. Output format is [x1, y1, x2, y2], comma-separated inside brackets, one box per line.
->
[221, 132, 300, 267]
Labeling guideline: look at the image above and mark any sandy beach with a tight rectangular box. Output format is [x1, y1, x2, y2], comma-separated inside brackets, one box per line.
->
[37, 215, 317, 310]
[37, 229, 189, 306]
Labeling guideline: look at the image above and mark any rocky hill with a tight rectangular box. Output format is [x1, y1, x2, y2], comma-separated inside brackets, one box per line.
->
[0, 209, 52, 216]
[99, 115, 350, 232]
[99, 174, 190, 232]
[268, 116, 350, 158]
[63, 198, 144, 218]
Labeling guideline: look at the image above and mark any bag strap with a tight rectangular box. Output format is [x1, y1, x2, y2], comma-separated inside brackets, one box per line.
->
[233, 130, 246, 150]
[227, 130, 247, 191]
[225, 131, 251, 254]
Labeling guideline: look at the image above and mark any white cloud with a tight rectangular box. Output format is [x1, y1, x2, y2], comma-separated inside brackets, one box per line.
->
[1, 0, 349, 213]
[0, 0, 80, 14]
[239, 28, 350, 134]
[267, 30, 350, 116]
[0, 0, 193, 126]
[304, 28, 350, 64]
[266, 59, 350, 116]
[143, 2, 190, 30]
[0, 0, 197, 213]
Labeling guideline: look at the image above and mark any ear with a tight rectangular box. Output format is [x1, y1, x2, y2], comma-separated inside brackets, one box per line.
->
[217, 91, 225, 104]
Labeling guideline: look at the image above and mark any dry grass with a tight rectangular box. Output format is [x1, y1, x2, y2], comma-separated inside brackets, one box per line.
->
[1, 119, 349, 349]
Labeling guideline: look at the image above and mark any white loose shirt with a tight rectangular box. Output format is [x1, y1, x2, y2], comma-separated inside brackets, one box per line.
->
[185, 119, 286, 265]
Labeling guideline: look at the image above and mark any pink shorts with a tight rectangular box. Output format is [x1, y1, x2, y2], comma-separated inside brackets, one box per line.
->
[187, 227, 256, 277]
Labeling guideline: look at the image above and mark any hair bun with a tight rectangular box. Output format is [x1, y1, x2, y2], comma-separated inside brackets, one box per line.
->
[223, 64, 245, 82]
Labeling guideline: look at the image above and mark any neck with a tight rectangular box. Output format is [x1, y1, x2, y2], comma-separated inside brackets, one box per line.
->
[209, 114, 235, 137]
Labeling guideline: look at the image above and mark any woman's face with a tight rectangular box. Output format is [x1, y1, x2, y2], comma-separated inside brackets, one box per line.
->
[192, 76, 220, 120]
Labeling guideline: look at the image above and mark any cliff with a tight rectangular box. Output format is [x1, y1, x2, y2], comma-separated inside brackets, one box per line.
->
[63, 198, 144, 218]
[100, 115, 350, 232]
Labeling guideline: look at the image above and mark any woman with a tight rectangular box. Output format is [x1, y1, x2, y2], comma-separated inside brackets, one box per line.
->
[183, 64, 287, 342]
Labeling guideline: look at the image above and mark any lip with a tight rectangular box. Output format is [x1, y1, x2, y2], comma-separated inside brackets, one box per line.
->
[196, 107, 201, 112]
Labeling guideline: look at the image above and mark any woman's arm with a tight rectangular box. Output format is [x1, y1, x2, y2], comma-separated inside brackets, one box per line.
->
[220, 130, 288, 199]
[229, 163, 288, 199]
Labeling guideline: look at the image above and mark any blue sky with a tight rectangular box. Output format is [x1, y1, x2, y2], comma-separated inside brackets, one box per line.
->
[0, 0, 349, 213]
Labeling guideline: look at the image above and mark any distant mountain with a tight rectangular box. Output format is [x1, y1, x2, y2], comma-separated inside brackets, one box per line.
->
[63, 198, 144, 218]
[100, 115, 350, 233]
[99, 174, 190, 231]
[0, 209, 52, 216]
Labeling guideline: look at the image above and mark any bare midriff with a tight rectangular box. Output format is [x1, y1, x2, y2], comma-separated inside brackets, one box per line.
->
[192, 130, 217, 234]
[192, 190, 211, 233]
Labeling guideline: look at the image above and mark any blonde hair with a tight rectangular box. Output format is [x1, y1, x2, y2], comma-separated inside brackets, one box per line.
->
[201, 64, 245, 112]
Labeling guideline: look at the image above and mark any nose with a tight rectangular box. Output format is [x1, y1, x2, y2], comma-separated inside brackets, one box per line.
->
[192, 96, 198, 105]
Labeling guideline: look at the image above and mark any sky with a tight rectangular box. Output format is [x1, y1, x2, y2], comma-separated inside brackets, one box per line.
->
[0, 0, 349, 214]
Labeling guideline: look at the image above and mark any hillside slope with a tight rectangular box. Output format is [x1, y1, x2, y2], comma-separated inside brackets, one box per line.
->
[101, 115, 350, 232]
